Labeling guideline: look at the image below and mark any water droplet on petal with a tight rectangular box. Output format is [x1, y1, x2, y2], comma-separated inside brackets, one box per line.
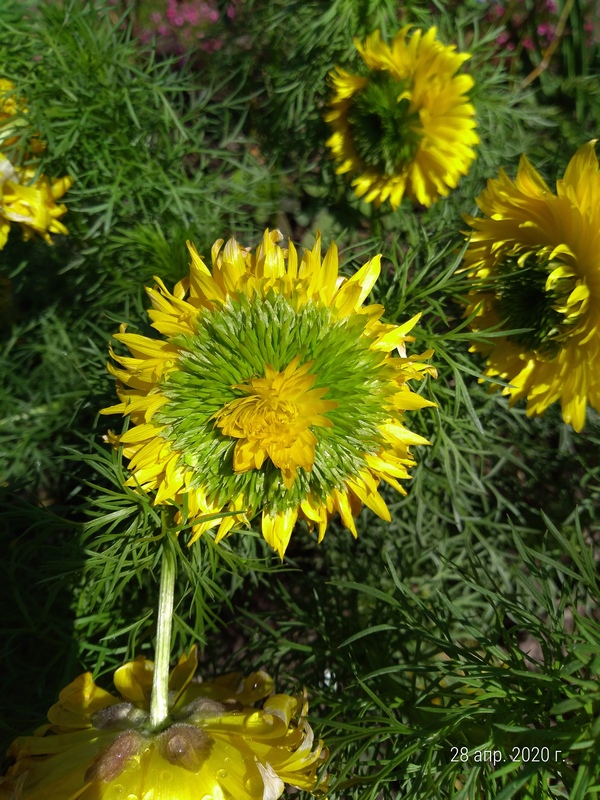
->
[224, 757, 231, 764]
[161, 770, 173, 782]
[126, 795, 138, 800]
[217, 769, 228, 779]
[109, 785, 124, 800]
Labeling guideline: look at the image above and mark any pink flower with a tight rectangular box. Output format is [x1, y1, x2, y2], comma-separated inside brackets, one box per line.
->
[537, 22, 555, 37]
[497, 31, 515, 50]
[182, 7, 200, 24]
[165, 0, 178, 22]
[137, 0, 223, 59]
[522, 36, 535, 50]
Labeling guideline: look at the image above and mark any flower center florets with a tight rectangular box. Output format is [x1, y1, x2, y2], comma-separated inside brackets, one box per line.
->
[495, 249, 588, 357]
[232, 393, 299, 438]
[346, 71, 422, 175]
[214, 356, 337, 489]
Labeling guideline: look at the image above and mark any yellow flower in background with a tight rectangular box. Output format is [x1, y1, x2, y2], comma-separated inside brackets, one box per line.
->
[102, 229, 436, 557]
[0, 78, 45, 154]
[463, 140, 600, 432]
[0, 79, 19, 122]
[0, 80, 72, 249]
[0, 647, 326, 800]
[0, 78, 24, 150]
[0, 153, 73, 248]
[325, 26, 479, 210]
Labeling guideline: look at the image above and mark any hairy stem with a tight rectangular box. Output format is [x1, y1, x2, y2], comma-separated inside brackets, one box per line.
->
[149, 532, 176, 730]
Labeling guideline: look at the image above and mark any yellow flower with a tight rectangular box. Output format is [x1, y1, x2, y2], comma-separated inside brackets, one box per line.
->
[0, 79, 23, 150]
[0, 79, 19, 123]
[0, 153, 73, 248]
[463, 141, 600, 432]
[0, 79, 45, 154]
[0, 647, 326, 800]
[0, 80, 72, 249]
[102, 229, 436, 557]
[325, 26, 479, 210]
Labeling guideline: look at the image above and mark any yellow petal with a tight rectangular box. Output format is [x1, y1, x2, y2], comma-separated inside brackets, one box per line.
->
[332, 488, 357, 536]
[47, 674, 117, 728]
[261, 508, 298, 559]
[334, 255, 381, 316]
[346, 475, 391, 522]
[168, 646, 199, 704]
[370, 312, 422, 351]
[113, 656, 154, 706]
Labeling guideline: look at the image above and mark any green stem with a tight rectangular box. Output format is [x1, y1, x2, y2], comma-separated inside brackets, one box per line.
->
[149, 534, 176, 730]
[371, 204, 384, 244]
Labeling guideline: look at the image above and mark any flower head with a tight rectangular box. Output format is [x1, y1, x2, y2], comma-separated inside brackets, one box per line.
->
[0, 154, 73, 249]
[325, 27, 479, 209]
[0, 80, 72, 249]
[0, 648, 326, 800]
[0, 79, 24, 150]
[463, 140, 600, 432]
[0, 79, 19, 122]
[0, 79, 45, 154]
[102, 229, 436, 557]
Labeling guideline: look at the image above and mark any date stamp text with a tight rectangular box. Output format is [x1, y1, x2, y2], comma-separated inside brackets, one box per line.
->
[450, 746, 563, 767]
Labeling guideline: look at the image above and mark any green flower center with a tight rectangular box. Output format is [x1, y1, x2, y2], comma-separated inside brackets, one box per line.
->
[495, 252, 584, 358]
[346, 71, 422, 175]
[156, 292, 397, 514]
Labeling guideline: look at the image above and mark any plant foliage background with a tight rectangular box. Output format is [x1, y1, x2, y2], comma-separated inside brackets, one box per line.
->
[0, 1, 599, 798]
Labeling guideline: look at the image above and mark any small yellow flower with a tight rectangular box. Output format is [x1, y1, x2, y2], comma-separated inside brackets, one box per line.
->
[463, 140, 600, 432]
[0, 80, 72, 249]
[0, 647, 326, 800]
[325, 26, 479, 209]
[0, 79, 45, 154]
[0, 79, 23, 150]
[102, 229, 436, 557]
[0, 79, 19, 123]
[0, 153, 73, 248]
